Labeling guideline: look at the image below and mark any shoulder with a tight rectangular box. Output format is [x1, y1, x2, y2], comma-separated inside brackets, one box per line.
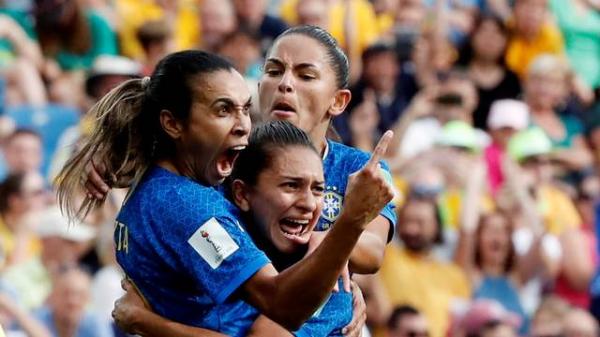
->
[135, 169, 235, 224]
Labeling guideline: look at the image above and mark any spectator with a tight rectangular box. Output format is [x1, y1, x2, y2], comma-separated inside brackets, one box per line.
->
[386, 305, 430, 337]
[523, 54, 594, 173]
[507, 128, 593, 313]
[216, 28, 263, 82]
[198, 0, 238, 52]
[340, 42, 416, 149]
[116, 0, 198, 59]
[136, 20, 173, 76]
[34, 0, 117, 72]
[232, 0, 288, 45]
[34, 266, 113, 337]
[0, 172, 46, 270]
[457, 299, 520, 337]
[530, 296, 570, 337]
[483, 99, 529, 195]
[554, 175, 599, 308]
[563, 308, 599, 337]
[2, 206, 96, 311]
[460, 16, 522, 130]
[2, 129, 43, 177]
[549, 0, 600, 94]
[0, 14, 46, 108]
[376, 197, 471, 337]
[296, 0, 330, 29]
[0, 291, 51, 337]
[505, 0, 565, 79]
[279, 0, 380, 57]
[84, 55, 142, 106]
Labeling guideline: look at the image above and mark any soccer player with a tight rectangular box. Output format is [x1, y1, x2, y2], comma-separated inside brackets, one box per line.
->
[114, 120, 359, 336]
[57, 50, 393, 336]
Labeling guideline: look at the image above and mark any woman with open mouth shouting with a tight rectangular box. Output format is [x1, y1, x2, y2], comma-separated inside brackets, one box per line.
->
[57, 50, 394, 336]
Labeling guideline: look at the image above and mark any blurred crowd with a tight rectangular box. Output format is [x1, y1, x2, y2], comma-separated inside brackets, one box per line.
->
[0, 0, 599, 337]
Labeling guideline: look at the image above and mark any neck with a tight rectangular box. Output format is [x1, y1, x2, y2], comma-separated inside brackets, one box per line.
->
[310, 122, 330, 157]
[53, 314, 78, 337]
[244, 216, 306, 271]
[481, 260, 505, 276]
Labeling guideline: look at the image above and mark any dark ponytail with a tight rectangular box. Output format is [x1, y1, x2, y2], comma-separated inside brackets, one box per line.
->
[57, 50, 235, 219]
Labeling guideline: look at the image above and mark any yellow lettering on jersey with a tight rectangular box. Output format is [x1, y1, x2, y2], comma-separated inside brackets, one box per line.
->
[115, 221, 129, 254]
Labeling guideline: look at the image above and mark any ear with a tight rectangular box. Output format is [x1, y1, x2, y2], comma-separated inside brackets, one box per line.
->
[231, 179, 251, 212]
[159, 109, 183, 140]
[328, 89, 352, 118]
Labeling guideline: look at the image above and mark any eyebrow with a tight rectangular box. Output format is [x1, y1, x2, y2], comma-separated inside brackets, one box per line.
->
[281, 175, 325, 185]
[265, 58, 318, 70]
[211, 96, 252, 108]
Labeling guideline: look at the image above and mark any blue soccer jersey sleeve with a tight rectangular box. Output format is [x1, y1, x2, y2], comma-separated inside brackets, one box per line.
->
[116, 167, 269, 331]
[319, 140, 397, 241]
[293, 279, 353, 337]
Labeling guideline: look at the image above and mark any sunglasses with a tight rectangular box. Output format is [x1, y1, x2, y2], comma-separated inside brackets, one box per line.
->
[405, 330, 429, 337]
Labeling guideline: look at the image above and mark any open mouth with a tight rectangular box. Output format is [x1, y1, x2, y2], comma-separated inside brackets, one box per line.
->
[279, 217, 312, 244]
[216, 144, 247, 179]
[271, 101, 297, 117]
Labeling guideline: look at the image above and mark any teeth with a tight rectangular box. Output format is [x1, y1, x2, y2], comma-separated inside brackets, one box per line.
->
[231, 145, 247, 151]
[285, 218, 309, 225]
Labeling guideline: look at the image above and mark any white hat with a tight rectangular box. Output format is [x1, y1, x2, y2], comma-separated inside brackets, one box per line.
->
[36, 206, 97, 242]
[487, 99, 530, 130]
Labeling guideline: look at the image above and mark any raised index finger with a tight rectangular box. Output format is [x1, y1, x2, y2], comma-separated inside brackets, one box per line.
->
[365, 130, 393, 170]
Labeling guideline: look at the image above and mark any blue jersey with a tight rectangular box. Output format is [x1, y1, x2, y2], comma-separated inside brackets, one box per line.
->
[115, 167, 270, 337]
[319, 140, 397, 240]
[294, 280, 352, 337]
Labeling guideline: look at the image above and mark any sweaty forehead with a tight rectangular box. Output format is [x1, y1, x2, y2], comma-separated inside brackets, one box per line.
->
[192, 70, 251, 104]
[268, 34, 329, 69]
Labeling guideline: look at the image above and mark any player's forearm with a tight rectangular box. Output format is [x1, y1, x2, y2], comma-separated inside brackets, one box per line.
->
[348, 216, 390, 274]
[348, 232, 386, 274]
[248, 215, 364, 330]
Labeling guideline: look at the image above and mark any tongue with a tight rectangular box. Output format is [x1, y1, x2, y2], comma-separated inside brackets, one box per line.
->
[216, 153, 234, 178]
[281, 222, 303, 235]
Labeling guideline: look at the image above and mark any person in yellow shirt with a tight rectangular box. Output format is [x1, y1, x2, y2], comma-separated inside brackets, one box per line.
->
[505, 0, 565, 79]
[116, 0, 199, 60]
[376, 197, 471, 337]
[280, 0, 380, 60]
[0, 172, 45, 270]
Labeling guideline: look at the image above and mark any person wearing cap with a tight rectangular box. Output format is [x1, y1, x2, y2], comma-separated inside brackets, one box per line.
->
[484, 99, 529, 195]
[85, 55, 142, 104]
[508, 128, 594, 312]
[1, 206, 96, 311]
[457, 299, 520, 337]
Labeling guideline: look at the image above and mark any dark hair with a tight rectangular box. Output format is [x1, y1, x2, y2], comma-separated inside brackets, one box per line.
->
[458, 15, 509, 66]
[275, 25, 349, 89]
[5, 128, 42, 145]
[361, 41, 397, 65]
[387, 305, 421, 330]
[57, 50, 235, 219]
[474, 211, 516, 273]
[230, 120, 318, 188]
[0, 172, 27, 214]
[137, 19, 172, 51]
[34, 0, 92, 55]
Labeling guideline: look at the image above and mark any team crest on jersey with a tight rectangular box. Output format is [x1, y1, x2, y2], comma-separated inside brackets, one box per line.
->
[322, 186, 343, 223]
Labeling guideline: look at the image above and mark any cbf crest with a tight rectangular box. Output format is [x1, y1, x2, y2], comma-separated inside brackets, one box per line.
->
[322, 186, 343, 225]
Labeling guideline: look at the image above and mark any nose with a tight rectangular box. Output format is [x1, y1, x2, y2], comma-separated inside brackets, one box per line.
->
[278, 71, 295, 94]
[232, 111, 251, 138]
[296, 188, 318, 213]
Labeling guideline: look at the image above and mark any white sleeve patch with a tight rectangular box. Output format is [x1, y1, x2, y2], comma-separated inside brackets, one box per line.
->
[188, 217, 240, 269]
